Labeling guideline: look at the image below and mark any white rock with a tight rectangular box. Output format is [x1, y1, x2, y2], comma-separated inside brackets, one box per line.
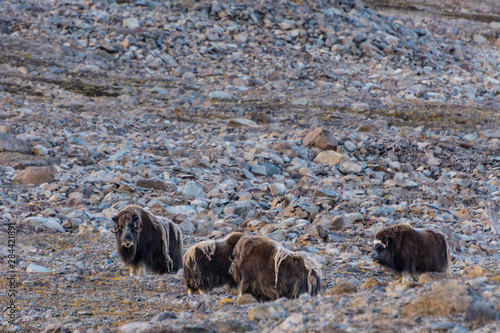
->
[123, 18, 140, 29]
[119, 322, 152, 333]
[26, 264, 52, 273]
[339, 160, 363, 174]
[209, 91, 236, 100]
[183, 181, 205, 198]
[278, 314, 305, 332]
[23, 216, 65, 233]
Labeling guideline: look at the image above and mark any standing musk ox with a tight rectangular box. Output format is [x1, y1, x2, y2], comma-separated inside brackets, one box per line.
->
[183, 232, 245, 295]
[229, 235, 322, 301]
[112, 205, 183, 276]
[372, 224, 449, 282]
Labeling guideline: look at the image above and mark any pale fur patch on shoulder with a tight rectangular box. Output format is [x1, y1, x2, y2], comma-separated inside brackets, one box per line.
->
[274, 246, 323, 287]
[195, 240, 217, 261]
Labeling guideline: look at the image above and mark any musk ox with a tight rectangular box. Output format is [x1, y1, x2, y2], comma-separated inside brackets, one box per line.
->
[372, 224, 449, 282]
[229, 235, 322, 301]
[183, 232, 245, 295]
[112, 205, 183, 276]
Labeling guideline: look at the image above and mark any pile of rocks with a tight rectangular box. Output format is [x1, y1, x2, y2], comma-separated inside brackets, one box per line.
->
[0, 0, 499, 332]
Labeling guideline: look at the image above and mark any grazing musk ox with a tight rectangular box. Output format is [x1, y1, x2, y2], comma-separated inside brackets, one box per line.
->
[112, 205, 183, 276]
[183, 232, 245, 295]
[229, 235, 322, 301]
[372, 224, 449, 282]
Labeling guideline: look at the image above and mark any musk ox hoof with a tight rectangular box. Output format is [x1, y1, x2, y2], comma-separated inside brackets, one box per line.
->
[402, 273, 414, 283]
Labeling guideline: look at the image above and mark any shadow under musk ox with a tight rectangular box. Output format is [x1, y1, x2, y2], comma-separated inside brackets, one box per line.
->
[183, 232, 245, 295]
[112, 205, 183, 276]
[372, 224, 449, 282]
[230, 235, 322, 302]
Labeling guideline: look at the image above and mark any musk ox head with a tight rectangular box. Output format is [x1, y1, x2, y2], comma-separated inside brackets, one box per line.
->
[372, 224, 449, 282]
[111, 205, 184, 276]
[112, 207, 144, 258]
[371, 238, 390, 266]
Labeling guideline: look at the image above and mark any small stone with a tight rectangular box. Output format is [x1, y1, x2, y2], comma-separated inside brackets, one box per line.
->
[237, 294, 257, 305]
[119, 322, 153, 333]
[32, 145, 49, 156]
[313, 151, 349, 167]
[351, 102, 369, 111]
[279, 20, 294, 30]
[361, 277, 381, 289]
[338, 160, 363, 174]
[249, 303, 287, 321]
[358, 124, 378, 132]
[224, 201, 256, 217]
[473, 34, 487, 44]
[0, 132, 32, 154]
[12, 166, 57, 184]
[0, 124, 13, 134]
[42, 324, 68, 333]
[327, 278, 357, 294]
[464, 301, 500, 324]
[314, 213, 343, 231]
[209, 91, 236, 100]
[183, 181, 205, 198]
[151, 311, 176, 323]
[27, 263, 53, 273]
[343, 141, 357, 152]
[418, 272, 447, 284]
[425, 92, 447, 103]
[269, 182, 286, 196]
[387, 281, 415, 292]
[463, 265, 492, 278]
[187, 158, 212, 169]
[402, 282, 473, 319]
[279, 314, 305, 331]
[179, 220, 195, 235]
[291, 98, 309, 106]
[23, 216, 65, 233]
[282, 200, 319, 222]
[227, 118, 258, 127]
[123, 18, 140, 29]
[136, 179, 168, 191]
[303, 127, 338, 150]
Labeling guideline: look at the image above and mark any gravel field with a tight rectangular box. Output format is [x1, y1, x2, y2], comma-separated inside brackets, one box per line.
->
[0, 0, 499, 332]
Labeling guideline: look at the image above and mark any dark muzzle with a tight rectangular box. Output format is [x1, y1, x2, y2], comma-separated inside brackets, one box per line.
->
[121, 240, 134, 248]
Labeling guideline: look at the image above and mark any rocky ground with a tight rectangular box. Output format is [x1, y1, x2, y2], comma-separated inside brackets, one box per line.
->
[0, 0, 500, 332]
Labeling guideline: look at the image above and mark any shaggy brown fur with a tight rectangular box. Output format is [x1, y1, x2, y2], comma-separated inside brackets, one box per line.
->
[372, 224, 449, 282]
[183, 232, 245, 295]
[229, 235, 322, 301]
[112, 205, 183, 276]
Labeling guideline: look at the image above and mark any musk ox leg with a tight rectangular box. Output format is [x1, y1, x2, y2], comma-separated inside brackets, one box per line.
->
[130, 266, 138, 277]
[138, 263, 147, 275]
[239, 280, 251, 298]
[198, 289, 206, 295]
[187, 288, 194, 295]
[401, 273, 413, 283]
